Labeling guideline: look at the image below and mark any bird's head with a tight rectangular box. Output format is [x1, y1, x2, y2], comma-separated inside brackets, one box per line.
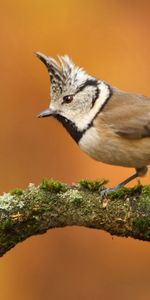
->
[36, 52, 110, 141]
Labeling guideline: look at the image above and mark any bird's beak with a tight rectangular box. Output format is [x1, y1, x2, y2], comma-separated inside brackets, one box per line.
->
[37, 108, 55, 118]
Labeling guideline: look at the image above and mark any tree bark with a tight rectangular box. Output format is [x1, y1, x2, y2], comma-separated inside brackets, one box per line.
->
[0, 178, 150, 257]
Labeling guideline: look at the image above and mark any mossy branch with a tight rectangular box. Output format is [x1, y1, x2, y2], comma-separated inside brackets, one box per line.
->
[0, 178, 150, 257]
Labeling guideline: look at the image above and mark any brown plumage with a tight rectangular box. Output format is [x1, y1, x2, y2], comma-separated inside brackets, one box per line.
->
[101, 87, 150, 139]
[79, 87, 150, 169]
[36, 52, 150, 194]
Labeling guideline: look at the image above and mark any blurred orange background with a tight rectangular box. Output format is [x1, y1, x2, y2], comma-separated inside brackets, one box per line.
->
[1, 0, 150, 299]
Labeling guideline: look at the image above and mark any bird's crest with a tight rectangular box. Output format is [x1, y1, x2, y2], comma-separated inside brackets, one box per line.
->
[36, 52, 92, 100]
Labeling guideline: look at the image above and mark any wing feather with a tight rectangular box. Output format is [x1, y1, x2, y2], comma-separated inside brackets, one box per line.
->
[97, 87, 150, 140]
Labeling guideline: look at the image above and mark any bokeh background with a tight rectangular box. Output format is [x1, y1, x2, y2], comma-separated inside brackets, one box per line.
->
[1, 0, 150, 299]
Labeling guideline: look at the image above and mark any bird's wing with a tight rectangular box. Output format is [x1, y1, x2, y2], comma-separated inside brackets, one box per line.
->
[97, 87, 150, 139]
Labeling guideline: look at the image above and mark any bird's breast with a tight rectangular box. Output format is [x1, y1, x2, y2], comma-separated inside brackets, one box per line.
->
[79, 127, 103, 160]
[79, 126, 120, 165]
[79, 126, 150, 168]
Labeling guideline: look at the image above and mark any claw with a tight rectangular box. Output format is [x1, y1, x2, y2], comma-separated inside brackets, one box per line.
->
[100, 187, 116, 198]
[100, 187, 118, 207]
[101, 196, 109, 207]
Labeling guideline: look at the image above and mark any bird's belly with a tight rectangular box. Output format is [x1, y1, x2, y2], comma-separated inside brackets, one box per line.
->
[79, 127, 150, 168]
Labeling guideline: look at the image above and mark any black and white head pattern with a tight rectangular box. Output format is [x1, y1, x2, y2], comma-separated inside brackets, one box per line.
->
[36, 52, 111, 142]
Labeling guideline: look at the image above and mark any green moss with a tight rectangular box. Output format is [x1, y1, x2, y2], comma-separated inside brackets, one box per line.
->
[141, 185, 150, 199]
[61, 189, 83, 206]
[71, 196, 83, 206]
[79, 179, 108, 192]
[109, 183, 143, 200]
[1, 218, 13, 231]
[133, 217, 150, 240]
[10, 188, 23, 196]
[39, 178, 67, 193]
[128, 182, 143, 195]
[108, 187, 129, 200]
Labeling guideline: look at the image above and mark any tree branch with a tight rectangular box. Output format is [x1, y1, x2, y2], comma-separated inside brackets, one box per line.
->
[0, 178, 150, 257]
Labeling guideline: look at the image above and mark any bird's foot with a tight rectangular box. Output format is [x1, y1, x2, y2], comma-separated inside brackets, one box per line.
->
[100, 186, 120, 207]
[100, 185, 121, 198]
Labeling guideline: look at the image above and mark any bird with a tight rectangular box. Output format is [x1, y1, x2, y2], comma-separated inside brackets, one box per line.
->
[36, 51, 150, 195]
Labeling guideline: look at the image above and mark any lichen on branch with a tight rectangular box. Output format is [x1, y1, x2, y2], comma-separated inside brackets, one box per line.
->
[0, 178, 150, 257]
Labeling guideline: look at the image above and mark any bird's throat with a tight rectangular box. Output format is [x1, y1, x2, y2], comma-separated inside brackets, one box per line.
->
[54, 114, 84, 143]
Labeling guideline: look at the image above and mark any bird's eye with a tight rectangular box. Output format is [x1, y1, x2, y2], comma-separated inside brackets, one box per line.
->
[63, 95, 74, 104]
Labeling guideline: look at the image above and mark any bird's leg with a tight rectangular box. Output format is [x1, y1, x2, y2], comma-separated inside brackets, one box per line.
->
[101, 166, 148, 197]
